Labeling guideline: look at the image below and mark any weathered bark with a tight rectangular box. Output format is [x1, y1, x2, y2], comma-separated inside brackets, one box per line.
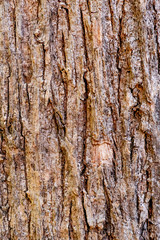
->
[0, 0, 159, 239]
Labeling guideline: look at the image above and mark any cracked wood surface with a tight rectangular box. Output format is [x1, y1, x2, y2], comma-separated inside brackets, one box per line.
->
[0, 0, 160, 239]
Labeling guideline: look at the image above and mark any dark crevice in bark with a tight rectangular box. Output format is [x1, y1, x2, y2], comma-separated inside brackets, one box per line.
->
[60, 150, 65, 207]
[7, 120, 12, 135]
[50, 78, 66, 225]
[80, 162, 86, 177]
[144, 133, 148, 154]
[82, 71, 88, 167]
[136, 187, 140, 224]
[80, 9, 89, 65]
[82, 193, 90, 240]
[140, 221, 148, 240]
[110, 105, 120, 177]
[116, 0, 126, 116]
[6, 63, 11, 127]
[148, 197, 154, 239]
[26, 83, 31, 112]
[50, 82, 66, 138]
[59, 32, 68, 124]
[13, 5, 17, 49]
[116, 0, 125, 116]
[113, 148, 116, 162]
[18, 81, 28, 196]
[0, 131, 4, 154]
[13, 154, 17, 172]
[57, 66, 68, 124]
[130, 135, 134, 164]
[119, 200, 124, 219]
[62, 32, 66, 67]
[146, 170, 150, 192]
[52, 107, 66, 138]
[83, 72, 89, 111]
[68, 201, 73, 239]
[14, 8, 29, 227]
[79, 72, 89, 240]
[84, 174, 88, 196]
[110, 106, 117, 132]
[132, 87, 141, 112]
[148, 197, 153, 219]
[81, 72, 89, 195]
[86, 0, 90, 13]
[108, 0, 114, 32]
[23, 137, 28, 193]
[121, 157, 124, 176]
[63, 82, 68, 124]
[116, 28, 122, 115]
[17, 83, 24, 143]
[25, 192, 32, 204]
[144, 131, 155, 239]
[112, 135, 118, 152]
[37, 0, 41, 23]
[112, 159, 117, 183]
[65, 7, 70, 32]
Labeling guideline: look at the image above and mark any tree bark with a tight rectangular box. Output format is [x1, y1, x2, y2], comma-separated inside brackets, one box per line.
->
[0, 0, 159, 239]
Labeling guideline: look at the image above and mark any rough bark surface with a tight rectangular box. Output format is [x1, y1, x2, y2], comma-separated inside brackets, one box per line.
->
[0, 0, 160, 239]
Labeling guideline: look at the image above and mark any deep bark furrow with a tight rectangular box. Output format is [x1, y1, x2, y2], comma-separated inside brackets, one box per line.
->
[82, 194, 90, 240]
[6, 65, 10, 128]
[42, 43, 46, 90]
[26, 83, 31, 112]
[108, 0, 114, 32]
[117, 0, 125, 113]
[80, 9, 89, 65]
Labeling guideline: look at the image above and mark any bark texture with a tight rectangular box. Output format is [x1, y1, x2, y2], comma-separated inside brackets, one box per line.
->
[0, 0, 160, 239]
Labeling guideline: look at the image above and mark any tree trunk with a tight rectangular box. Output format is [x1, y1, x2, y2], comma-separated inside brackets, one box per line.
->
[0, 0, 159, 239]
